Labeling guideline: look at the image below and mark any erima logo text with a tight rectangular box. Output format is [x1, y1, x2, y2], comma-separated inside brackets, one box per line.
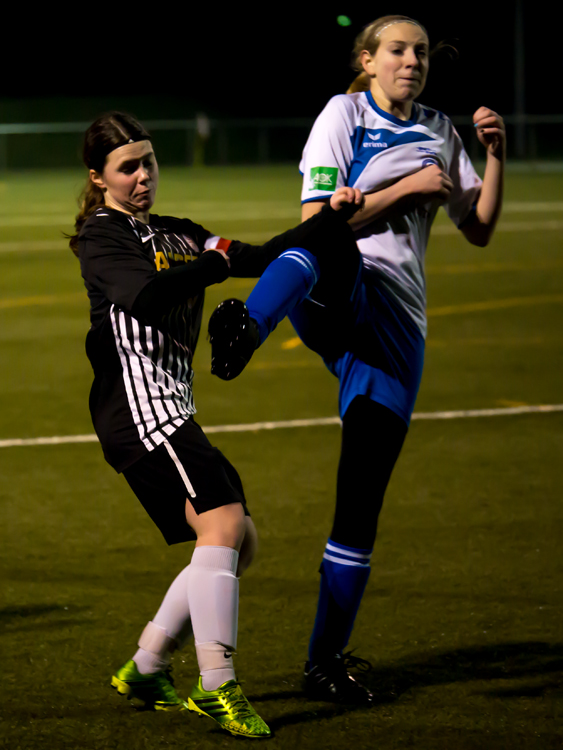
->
[363, 130, 387, 148]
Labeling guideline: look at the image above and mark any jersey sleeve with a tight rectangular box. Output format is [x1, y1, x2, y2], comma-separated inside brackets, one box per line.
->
[443, 125, 483, 228]
[79, 213, 156, 311]
[157, 215, 219, 254]
[225, 202, 355, 278]
[299, 96, 355, 204]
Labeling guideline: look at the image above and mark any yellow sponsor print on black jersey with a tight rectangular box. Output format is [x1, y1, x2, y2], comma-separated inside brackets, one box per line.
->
[154, 250, 195, 271]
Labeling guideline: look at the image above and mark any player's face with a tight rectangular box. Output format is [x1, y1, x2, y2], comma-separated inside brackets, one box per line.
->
[365, 23, 429, 105]
[90, 140, 159, 218]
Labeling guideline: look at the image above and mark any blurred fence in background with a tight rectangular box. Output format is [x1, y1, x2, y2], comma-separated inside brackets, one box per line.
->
[0, 115, 562, 170]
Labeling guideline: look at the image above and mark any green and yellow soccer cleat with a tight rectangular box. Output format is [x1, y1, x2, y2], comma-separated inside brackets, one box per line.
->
[111, 659, 189, 711]
[188, 677, 271, 738]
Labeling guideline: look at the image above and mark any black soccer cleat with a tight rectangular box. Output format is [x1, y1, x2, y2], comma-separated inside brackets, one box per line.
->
[304, 652, 374, 706]
[208, 298, 260, 381]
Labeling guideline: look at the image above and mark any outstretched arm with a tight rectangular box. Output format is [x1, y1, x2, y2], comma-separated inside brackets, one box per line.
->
[460, 107, 506, 247]
[302, 167, 454, 228]
[80, 215, 231, 324]
[226, 188, 362, 278]
[132, 250, 230, 323]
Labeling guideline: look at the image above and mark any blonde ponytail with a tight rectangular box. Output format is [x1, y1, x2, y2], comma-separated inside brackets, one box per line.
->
[346, 71, 371, 94]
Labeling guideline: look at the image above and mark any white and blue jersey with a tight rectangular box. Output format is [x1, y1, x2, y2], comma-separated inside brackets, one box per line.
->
[297, 92, 482, 423]
[300, 91, 482, 338]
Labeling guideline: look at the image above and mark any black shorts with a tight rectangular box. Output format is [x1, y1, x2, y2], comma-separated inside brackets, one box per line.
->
[122, 418, 249, 545]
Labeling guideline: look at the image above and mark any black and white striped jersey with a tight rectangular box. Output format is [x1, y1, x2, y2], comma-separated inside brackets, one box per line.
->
[79, 207, 232, 472]
[78, 202, 354, 472]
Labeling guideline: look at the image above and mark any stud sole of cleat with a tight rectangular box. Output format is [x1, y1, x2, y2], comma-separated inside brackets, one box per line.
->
[208, 299, 257, 381]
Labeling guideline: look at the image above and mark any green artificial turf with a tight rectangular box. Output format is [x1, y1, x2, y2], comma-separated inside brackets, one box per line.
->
[1, 166, 562, 749]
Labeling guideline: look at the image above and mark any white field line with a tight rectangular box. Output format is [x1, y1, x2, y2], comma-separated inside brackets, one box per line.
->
[2, 217, 563, 255]
[0, 240, 69, 253]
[155, 201, 563, 214]
[431, 219, 563, 235]
[502, 202, 563, 212]
[0, 215, 74, 227]
[0, 200, 562, 219]
[1, 199, 563, 239]
[1, 404, 562, 449]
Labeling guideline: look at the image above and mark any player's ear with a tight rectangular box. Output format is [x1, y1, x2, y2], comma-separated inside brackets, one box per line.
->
[90, 169, 106, 191]
[360, 50, 376, 77]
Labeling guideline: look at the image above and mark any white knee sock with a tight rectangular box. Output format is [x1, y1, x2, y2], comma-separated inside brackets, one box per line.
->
[187, 546, 239, 690]
[133, 564, 193, 675]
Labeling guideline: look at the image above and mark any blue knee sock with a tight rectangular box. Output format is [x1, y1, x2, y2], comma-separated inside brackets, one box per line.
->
[245, 248, 320, 344]
[308, 539, 372, 664]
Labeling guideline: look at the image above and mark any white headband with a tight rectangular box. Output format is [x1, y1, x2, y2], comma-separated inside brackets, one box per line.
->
[375, 20, 423, 37]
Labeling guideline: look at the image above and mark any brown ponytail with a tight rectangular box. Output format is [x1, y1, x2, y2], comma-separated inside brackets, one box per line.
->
[69, 181, 105, 256]
[68, 112, 151, 257]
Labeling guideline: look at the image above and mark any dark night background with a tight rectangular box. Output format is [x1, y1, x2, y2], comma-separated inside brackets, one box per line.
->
[0, 3, 556, 123]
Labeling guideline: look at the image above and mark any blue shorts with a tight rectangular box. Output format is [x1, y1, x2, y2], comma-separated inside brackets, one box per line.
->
[289, 273, 425, 425]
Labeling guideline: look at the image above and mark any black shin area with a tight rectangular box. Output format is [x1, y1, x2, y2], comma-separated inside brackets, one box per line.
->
[330, 396, 408, 550]
[311, 233, 361, 308]
[287, 247, 362, 361]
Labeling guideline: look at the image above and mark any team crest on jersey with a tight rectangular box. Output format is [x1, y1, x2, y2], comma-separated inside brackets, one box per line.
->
[309, 166, 338, 191]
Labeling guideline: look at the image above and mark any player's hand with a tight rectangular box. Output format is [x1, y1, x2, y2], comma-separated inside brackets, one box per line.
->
[330, 187, 365, 219]
[404, 164, 454, 203]
[473, 107, 506, 160]
[204, 247, 231, 268]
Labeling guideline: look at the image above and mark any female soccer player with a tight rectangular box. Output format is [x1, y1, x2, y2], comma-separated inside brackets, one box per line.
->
[71, 112, 361, 737]
[209, 15, 505, 704]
